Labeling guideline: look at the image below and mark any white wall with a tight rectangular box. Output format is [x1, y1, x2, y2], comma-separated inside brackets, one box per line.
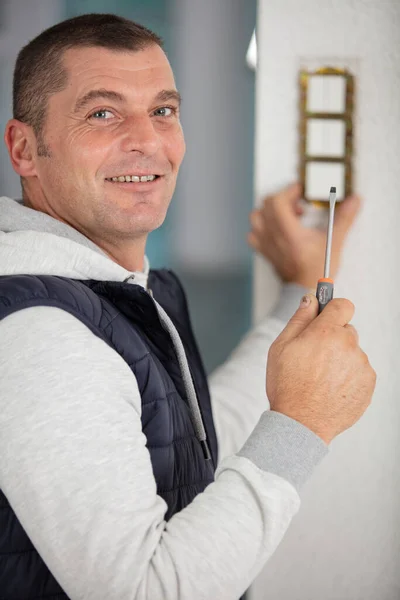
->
[251, 1, 400, 599]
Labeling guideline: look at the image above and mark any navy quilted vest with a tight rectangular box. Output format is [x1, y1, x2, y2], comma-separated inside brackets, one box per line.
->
[0, 269, 218, 599]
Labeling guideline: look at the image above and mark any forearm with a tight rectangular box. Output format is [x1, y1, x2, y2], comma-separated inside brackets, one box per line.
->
[210, 283, 309, 462]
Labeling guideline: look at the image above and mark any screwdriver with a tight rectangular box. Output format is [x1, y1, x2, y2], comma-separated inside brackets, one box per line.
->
[316, 186, 337, 314]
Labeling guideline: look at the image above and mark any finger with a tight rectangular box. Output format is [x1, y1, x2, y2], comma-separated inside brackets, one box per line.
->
[334, 194, 361, 243]
[314, 298, 355, 327]
[295, 201, 304, 216]
[279, 181, 302, 199]
[274, 182, 302, 210]
[249, 210, 264, 233]
[247, 231, 261, 251]
[263, 182, 301, 210]
[274, 182, 304, 235]
[344, 323, 359, 344]
[275, 293, 319, 344]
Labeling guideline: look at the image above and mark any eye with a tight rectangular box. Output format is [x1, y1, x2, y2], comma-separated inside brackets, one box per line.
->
[88, 109, 115, 120]
[154, 106, 176, 117]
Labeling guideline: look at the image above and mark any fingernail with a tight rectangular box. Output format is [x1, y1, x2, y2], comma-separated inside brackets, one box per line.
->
[300, 294, 311, 308]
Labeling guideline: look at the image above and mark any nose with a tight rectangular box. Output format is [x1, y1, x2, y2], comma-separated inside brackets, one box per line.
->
[120, 115, 161, 156]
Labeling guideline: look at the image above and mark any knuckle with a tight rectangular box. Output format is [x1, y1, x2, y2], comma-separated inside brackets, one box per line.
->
[359, 353, 377, 386]
[247, 232, 259, 249]
[263, 195, 272, 209]
[254, 214, 265, 232]
[357, 349, 369, 365]
[344, 325, 359, 346]
[361, 349, 371, 365]
[330, 328, 356, 353]
[249, 211, 259, 226]
[271, 193, 280, 213]
[268, 341, 278, 358]
[347, 334, 358, 349]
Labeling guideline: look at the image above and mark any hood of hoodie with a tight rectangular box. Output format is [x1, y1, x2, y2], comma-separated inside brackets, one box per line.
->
[0, 196, 149, 288]
[0, 195, 211, 454]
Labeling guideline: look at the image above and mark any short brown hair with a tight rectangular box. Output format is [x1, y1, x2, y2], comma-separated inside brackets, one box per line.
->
[13, 13, 163, 153]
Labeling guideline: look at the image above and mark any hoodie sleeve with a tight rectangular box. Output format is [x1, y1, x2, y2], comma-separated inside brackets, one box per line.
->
[0, 300, 326, 600]
[209, 283, 322, 463]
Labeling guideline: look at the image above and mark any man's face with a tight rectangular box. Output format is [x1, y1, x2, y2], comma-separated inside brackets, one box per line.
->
[33, 44, 185, 250]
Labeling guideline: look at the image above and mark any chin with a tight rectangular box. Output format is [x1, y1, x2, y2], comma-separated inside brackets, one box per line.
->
[102, 190, 170, 231]
[121, 208, 167, 235]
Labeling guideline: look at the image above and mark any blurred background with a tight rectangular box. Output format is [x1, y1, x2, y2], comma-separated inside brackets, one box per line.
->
[2, 3, 399, 598]
[0, 0, 257, 374]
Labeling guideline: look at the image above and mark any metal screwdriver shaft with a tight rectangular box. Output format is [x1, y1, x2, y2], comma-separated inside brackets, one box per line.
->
[317, 186, 337, 314]
[324, 187, 337, 278]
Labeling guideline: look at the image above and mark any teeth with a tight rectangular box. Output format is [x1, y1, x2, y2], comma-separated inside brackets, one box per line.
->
[108, 175, 157, 183]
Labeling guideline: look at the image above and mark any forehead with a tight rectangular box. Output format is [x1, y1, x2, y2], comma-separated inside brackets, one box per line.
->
[60, 45, 175, 101]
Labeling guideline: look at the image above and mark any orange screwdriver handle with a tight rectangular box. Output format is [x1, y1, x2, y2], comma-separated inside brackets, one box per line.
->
[316, 278, 334, 314]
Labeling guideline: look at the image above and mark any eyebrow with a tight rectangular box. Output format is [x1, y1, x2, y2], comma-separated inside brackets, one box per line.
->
[73, 88, 182, 114]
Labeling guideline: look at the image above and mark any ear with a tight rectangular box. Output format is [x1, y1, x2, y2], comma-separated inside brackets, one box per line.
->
[4, 119, 38, 178]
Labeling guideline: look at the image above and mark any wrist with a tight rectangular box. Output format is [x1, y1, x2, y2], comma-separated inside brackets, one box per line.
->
[274, 409, 333, 445]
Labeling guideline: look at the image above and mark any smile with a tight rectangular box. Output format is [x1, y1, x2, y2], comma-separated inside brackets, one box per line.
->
[105, 175, 159, 183]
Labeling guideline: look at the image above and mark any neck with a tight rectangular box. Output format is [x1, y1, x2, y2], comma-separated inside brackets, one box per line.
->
[97, 241, 147, 273]
[22, 189, 147, 274]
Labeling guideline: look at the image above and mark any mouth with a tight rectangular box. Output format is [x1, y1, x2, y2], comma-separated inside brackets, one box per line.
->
[105, 174, 161, 183]
[106, 175, 161, 183]
[104, 174, 163, 191]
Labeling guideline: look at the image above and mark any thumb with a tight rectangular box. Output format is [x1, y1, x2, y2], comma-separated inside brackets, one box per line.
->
[276, 293, 319, 344]
[334, 194, 361, 243]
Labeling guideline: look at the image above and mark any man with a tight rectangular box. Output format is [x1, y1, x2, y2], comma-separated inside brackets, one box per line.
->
[0, 13, 375, 600]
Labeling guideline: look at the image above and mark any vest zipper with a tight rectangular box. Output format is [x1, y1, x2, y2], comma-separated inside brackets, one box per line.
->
[147, 287, 211, 461]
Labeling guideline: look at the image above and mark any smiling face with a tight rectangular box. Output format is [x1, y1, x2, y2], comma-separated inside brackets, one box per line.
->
[9, 44, 186, 271]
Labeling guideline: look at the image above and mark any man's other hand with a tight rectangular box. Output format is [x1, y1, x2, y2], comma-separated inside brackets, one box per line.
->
[247, 183, 361, 288]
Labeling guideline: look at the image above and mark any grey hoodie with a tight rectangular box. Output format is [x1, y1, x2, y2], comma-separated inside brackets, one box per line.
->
[0, 196, 328, 600]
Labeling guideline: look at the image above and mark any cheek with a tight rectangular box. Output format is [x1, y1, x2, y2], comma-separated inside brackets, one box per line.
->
[72, 137, 107, 171]
[165, 128, 185, 170]
[54, 126, 108, 169]
[178, 134, 186, 163]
